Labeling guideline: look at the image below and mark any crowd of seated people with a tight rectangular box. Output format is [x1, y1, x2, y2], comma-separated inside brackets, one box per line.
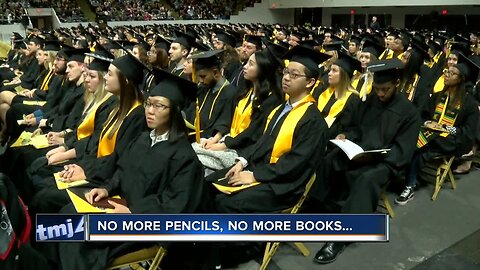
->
[0, 23, 479, 270]
[30, 0, 85, 22]
[0, 0, 27, 24]
[91, 0, 173, 21]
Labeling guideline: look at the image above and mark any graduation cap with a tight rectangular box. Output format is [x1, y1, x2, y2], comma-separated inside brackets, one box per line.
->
[299, 39, 319, 50]
[111, 42, 150, 86]
[11, 32, 23, 40]
[454, 34, 470, 44]
[43, 40, 61, 51]
[393, 31, 410, 49]
[349, 35, 362, 46]
[85, 45, 115, 72]
[283, 45, 331, 78]
[192, 41, 211, 52]
[361, 39, 384, 58]
[214, 30, 236, 48]
[150, 67, 197, 109]
[334, 53, 362, 78]
[290, 30, 307, 41]
[323, 41, 344, 52]
[368, 59, 404, 84]
[153, 35, 172, 52]
[264, 40, 289, 67]
[428, 40, 443, 54]
[243, 35, 262, 49]
[450, 42, 470, 57]
[410, 40, 431, 61]
[455, 53, 480, 83]
[116, 40, 136, 52]
[13, 40, 27, 50]
[189, 49, 223, 70]
[28, 35, 44, 46]
[173, 30, 196, 50]
[64, 48, 89, 63]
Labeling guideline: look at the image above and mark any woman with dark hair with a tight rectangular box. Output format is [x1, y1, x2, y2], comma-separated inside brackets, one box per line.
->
[143, 43, 171, 93]
[431, 43, 469, 94]
[204, 49, 283, 155]
[57, 68, 205, 270]
[395, 54, 480, 205]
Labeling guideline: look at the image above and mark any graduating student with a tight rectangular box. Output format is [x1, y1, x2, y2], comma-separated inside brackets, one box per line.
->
[206, 45, 328, 214]
[28, 53, 147, 213]
[168, 31, 195, 77]
[378, 32, 408, 60]
[213, 30, 241, 80]
[396, 54, 480, 204]
[201, 48, 284, 163]
[56, 68, 205, 270]
[186, 50, 237, 143]
[317, 52, 361, 140]
[351, 38, 384, 100]
[229, 35, 262, 93]
[431, 42, 470, 94]
[314, 59, 421, 264]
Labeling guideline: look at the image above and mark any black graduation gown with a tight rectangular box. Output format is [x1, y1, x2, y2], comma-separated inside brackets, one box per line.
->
[324, 93, 421, 213]
[57, 133, 205, 270]
[420, 92, 479, 158]
[223, 61, 241, 83]
[320, 93, 360, 141]
[187, 79, 236, 138]
[18, 56, 41, 90]
[228, 63, 247, 95]
[402, 65, 434, 110]
[223, 94, 283, 155]
[208, 103, 328, 213]
[27, 106, 146, 213]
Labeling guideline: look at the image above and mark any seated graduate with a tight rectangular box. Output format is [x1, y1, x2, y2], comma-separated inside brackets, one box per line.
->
[206, 45, 328, 213]
[202, 48, 284, 154]
[27, 47, 117, 182]
[431, 42, 470, 94]
[56, 68, 205, 270]
[318, 52, 361, 140]
[351, 38, 384, 101]
[185, 50, 237, 144]
[395, 53, 480, 205]
[314, 59, 421, 264]
[3, 46, 69, 141]
[27, 52, 147, 213]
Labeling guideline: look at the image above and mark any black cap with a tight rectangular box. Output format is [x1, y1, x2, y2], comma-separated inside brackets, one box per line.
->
[111, 54, 147, 86]
[428, 40, 443, 54]
[362, 39, 384, 58]
[323, 41, 344, 52]
[283, 45, 331, 78]
[455, 53, 480, 83]
[450, 42, 470, 57]
[264, 40, 289, 67]
[368, 59, 404, 84]
[334, 53, 362, 78]
[244, 35, 262, 49]
[153, 35, 172, 52]
[173, 30, 196, 50]
[410, 40, 431, 61]
[43, 40, 61, 51]
[116, 40, 136, 52]
[215, 30, 236, 48]
[299, 39, 319, 50]
[85, 45, 114, 72]
[28, 35, 44, 46]
[393, 32, 410, 50]
[189, 49, 224, 70]
[150, 67, 197, 109]
[13, 40, 27, 50]
[349, 35, 362, 46]
[65, 48, 89, 63]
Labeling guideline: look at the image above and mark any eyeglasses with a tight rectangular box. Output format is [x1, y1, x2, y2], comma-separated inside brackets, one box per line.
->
[444, 70, 460, 77]
[282, 68, 307, 80]
[144, 101, 170, 111]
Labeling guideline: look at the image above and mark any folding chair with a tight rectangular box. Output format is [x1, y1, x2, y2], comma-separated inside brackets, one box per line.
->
[379, 182, 395, 219]
[431, 156, 456, 201]
[259, 173, 316, 270]
[107, 245, 166, 270]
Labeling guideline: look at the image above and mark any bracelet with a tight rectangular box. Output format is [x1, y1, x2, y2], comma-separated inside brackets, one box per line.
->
[61, 143, 69, 151]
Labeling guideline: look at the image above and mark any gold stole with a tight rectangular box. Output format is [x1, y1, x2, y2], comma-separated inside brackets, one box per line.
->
[39, 68, 55, 91]
[317, 87, 353, 128]
[433, 73, 446, 93]
[379, 49, 393, 60]
[97, 101, 142, 158]
[264, 94, 315, 164]
[406, 74, 420, 101]
[77, 95, 112, 140]
[230, 88, 253, 138]
[428, 52, 443, 68]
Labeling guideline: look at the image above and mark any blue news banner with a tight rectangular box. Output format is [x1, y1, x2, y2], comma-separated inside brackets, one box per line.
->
[36, 214, 388, 242]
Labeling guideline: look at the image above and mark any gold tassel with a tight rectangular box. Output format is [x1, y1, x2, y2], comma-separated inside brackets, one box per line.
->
[194, 100, 201, 143]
